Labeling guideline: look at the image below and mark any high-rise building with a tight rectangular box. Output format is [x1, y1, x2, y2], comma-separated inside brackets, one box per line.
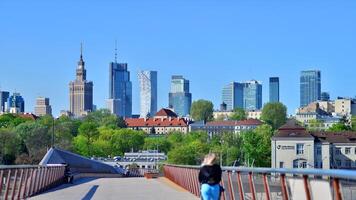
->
[168, 75, 192, 117]
[6, 92, 25, 114]
[269, 77, 279, 103]
[221, 81, 262, 111]
[34, 97, 52, 116]
[107, 48, 132, 118]
[222, 82, 243, 111]
[321, 92, 330, 101]
[300, 70, 321, 107]
[243, 80, 262, 111]
[0, 91, 10, 113]
[138, 71, 157, 118]
[69, 44, 93, 117]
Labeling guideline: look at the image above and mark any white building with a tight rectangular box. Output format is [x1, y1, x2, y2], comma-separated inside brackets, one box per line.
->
[272, 120, 356, 170]
[138, 71, 157, 118]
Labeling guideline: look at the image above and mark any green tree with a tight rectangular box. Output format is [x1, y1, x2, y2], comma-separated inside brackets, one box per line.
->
[308, 119, 324, 131]
[111, 129, 145, 155]
[84, 109, 126, 129]
[352, 116, 356, 131]
[261, 102, 287, 130]
[76, 121, 99, 156]
[190, 100, 214, 122]
[229, 108, 246, 121]
[0, 129, 20, 164]
[328, 123, 351, 132]
[242, 124, 273, 167]
[143, 137, 171, 153]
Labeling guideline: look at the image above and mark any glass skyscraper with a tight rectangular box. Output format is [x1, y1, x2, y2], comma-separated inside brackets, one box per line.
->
[107, 62, 132, 117]
[7, 92, 25, 113]
[243, 80, 262, 111]
[169, 75, 192, 117]
[0, 91, 10, 113]
[269, 77, 280, 103]
[222, 80, 262, 111]
[300, 70, 321, 107]
[222, 82, 243, 111]
[138, 71, 157, 118]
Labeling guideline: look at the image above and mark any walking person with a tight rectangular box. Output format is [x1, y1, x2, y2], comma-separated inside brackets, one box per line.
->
[199, 153, 223, 200]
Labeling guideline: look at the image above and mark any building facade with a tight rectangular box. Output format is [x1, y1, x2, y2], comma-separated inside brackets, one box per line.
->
[34, 97, 52, 116]
[300, 70, 321, 107]
[107, 62, 132, 118]
[138, 71, 157, 118]
[0, 91, 9, 113]
[321, 92, 330, 101]
[269, 77, 279, 103]
[272, 120, 356, 170]
[69, 46, 93, 117]
[6, 92, 25, 114]
[168, 75, 192, 117]
[222, 82, 243, 111]
[125, 108, 189, 134]
[243, 80, 262, 110]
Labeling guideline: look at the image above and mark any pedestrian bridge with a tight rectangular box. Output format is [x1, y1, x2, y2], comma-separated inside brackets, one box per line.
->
[1, 164, 356, 200]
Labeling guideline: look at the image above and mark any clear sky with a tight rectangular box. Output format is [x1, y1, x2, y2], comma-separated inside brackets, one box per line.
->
[1, 0, 355, 116]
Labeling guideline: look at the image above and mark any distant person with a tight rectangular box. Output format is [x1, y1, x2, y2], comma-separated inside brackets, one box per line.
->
[198, 153, 223, 200]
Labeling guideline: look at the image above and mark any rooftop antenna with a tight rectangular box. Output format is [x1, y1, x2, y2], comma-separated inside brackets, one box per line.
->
[114, 40, 118, 63]
[80, 42, 83, 60]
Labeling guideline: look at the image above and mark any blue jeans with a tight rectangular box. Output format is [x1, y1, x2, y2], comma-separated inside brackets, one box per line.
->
[201, 183, 220, 200]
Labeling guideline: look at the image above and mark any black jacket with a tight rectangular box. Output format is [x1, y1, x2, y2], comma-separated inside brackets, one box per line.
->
[198, 164, 222, 185]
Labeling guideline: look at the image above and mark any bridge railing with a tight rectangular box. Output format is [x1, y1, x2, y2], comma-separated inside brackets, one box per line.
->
[163, 164, 356, 200]
[0, 165, 65, 200]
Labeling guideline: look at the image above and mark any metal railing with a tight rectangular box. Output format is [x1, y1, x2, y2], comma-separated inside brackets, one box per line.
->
[163, 164, 356, 200]
[0, 165, 65, 200]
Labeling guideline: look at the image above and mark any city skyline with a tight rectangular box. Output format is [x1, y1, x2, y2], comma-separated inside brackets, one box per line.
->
[1, 1, 356, 116]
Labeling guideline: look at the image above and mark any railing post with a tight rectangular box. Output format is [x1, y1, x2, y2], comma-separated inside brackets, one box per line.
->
[4, 170, 12, 200]
[14, 169, 24, 200]
[280, 174, 289, 200]
[21, 168, 30, 199]
[237, 171, 245, 200]
[262, 173, 271, 200]
[220, 173, 226, 200]
[0, 170, 4, 198]
[333, 178, 342, 200]
[248, 172, 256, 200]
[227, 171, 235, 200]
[303, 175, 311, 200]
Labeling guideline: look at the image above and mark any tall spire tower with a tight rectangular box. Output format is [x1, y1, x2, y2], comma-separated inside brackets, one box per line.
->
[69, 43, 93, 117]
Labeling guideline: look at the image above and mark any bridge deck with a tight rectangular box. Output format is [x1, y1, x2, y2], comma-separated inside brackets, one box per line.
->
[30, 177, 198, 200]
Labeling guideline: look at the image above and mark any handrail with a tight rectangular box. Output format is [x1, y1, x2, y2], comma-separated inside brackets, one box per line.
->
[164, 164, 356, 180]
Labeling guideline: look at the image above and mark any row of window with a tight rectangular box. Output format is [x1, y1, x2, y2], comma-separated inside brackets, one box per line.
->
[334, 147, 356, 155]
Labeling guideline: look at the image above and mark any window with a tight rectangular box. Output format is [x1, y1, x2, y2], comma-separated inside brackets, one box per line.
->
[300, 162, 307, 168]
[317, 147, 322, 155]
[279, 162, 284, 168]
[336, 160, 341, 167]
[335, 148, 341, 155]
[345, 160, 352, 168]
[296, 144, 304, 155]
[345, 148, 351, 155]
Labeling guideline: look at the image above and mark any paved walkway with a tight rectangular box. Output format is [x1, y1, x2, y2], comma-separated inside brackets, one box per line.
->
[31, 177, 198, 200]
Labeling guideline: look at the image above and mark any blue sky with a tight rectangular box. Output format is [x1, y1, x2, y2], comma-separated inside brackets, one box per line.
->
[1, 0, 355, 116]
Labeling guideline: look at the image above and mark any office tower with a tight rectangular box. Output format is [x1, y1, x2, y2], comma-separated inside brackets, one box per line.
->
[138, 71, 157, 118]
[243, 80, 262, 111]
[222, 82, 243, 111]
[34, 97, 52, 116]
[269, 77, 280, 103]
[321, 92, 330, 101]
[6, 92, 25, 114]
[0, 91, 10, 113]
[168, 75, 192, 117]
[300, 70, 321, 107]
[69, 44, 93, 117]
[107, 47, 132, 118]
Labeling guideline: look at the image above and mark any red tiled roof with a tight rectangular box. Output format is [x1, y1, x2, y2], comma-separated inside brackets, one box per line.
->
[155, 108, 178, 118]
[206, 119, 263, 126]
[125, 118, 188, 127]
[19, 113, 39, 120]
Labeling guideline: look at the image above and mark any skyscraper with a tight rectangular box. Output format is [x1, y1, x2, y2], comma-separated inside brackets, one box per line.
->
[300, 70, 321, 107]
[138, 71, 157, 118]
[169, 75, 192, 117]
[243, 80, 262, 111]
[269, 77, 280, 103]
[69, 44, 93, 117]
[107, 48, 132, 118]
[321, 92, 330, 101]
[6, 92, 24, 114]
[222, 82, 243, 111]
[34, 97, 52, 116]
[0, 91, 9, 113]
